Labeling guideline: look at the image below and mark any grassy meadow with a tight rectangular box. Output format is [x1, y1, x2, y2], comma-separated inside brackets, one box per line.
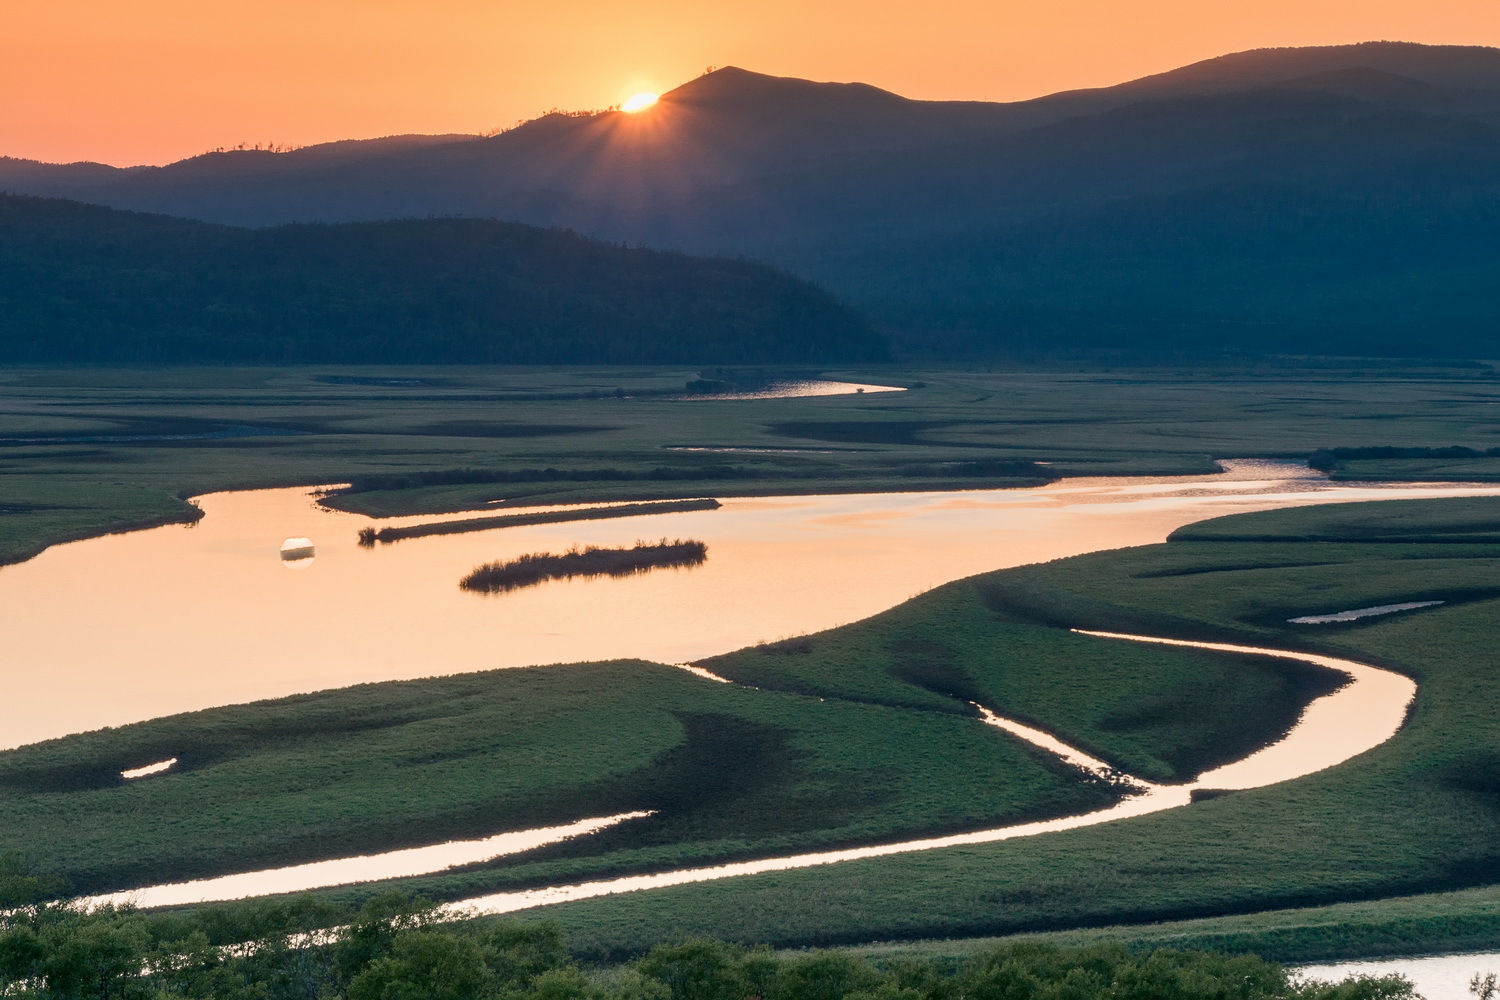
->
[517, 497, 1500, 958]
[0, 660, 1122, 897]
[5, 361, 1500, 968]
[4, 493, 1499, 966]
[701, 590, 1346, 784]
[5, 358, 1500, 568]
[839, 884, 1500, 967]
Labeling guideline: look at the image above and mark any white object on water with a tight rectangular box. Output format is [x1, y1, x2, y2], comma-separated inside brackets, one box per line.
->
[279, 537, 315, 567]
[121, 758, 178, 780]
[1289, 601, 1443, 624]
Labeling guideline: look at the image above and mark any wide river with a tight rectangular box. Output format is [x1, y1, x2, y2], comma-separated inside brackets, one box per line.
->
[5, 460, 1499, 753]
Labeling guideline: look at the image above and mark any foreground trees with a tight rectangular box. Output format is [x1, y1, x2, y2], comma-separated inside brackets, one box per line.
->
[0, 888, 1419, 1000]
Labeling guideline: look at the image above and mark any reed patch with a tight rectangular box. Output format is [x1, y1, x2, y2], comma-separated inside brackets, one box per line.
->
[460, 540, 708, 594]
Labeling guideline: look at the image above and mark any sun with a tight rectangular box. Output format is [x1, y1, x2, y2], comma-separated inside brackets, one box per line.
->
[621, 92, 659, 113]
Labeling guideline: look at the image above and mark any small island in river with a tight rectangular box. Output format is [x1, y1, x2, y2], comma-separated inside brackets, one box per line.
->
[460, 538, 709, 594]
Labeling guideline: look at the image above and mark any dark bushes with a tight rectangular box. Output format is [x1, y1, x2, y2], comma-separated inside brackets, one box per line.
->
[0, 888, 1419, 1000]
[460, 540, 708, 593]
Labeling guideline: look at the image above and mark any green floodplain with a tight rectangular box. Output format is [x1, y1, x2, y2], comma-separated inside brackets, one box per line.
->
[4, 358, 1500, 567]
[3, 361, 1500, 994]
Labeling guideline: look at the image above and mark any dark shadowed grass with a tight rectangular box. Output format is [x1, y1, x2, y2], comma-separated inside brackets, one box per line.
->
[459, 539, 709, 594]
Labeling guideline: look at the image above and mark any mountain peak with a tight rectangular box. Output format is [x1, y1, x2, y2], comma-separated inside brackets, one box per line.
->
[662, 66, 908, 109]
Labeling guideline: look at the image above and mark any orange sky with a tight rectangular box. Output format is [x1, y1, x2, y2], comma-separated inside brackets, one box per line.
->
[4, 0, 1499, 166]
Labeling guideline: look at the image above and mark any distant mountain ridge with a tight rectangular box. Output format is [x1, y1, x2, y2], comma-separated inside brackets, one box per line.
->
[5, 41, 1500, 357]
[0, 194, 884, 364]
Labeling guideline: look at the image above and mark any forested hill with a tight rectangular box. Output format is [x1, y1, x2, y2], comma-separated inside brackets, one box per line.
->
[8, 41, 1500, 358]
[0, 194, 885, 364]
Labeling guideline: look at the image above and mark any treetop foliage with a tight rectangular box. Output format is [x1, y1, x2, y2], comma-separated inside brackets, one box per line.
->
[0, 888, 1422, 1000]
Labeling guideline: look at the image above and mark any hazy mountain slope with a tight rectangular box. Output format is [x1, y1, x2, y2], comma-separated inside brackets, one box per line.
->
[4, 42, 1499, 357]
[6, 42, 1495, 226]
[833, 182, 1500, 356]
[1094, 41, 1500, 99]
[0, 194, 884, 364]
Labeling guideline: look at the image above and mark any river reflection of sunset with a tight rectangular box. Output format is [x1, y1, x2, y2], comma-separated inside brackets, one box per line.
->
[4, 460, 1498, 751]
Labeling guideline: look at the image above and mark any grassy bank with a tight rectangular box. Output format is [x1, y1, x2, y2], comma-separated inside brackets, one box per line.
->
[839, 885, 1500, 967]
[356, 499, 721, 545]
[0, 661, 1125, 897]
[6, 364, 1500, 966]
[1310, 447, 1500, 483]
[514, 496, 1500, 957]
[5, 359, 1500, 566]
[701, 589, 1346, 784]
[0, 502, 1431, 934]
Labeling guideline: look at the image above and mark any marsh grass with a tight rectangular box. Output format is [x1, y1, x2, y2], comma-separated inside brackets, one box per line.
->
[0, 661, 1117, 897]
[356, 499, 719, 546]
[460, 540, 709, 594]
[11, 364, 1500, 957]
[833, 883, 1500, 965]
[13, 360, 1500, 564]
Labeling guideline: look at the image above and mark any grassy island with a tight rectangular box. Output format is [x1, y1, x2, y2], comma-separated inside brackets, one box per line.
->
[460, 539, 709, 593]
[357, 499, 720, 546]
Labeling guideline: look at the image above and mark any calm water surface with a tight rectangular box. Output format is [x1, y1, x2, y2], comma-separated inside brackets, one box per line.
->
[1299, 952, 1500, 997]
[4, 461, 1499, 752]
[677, 379, 905, 399]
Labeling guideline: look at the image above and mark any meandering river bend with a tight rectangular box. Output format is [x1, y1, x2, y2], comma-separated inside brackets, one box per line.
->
[84, 627, 1417, 911]
[9, 460, 1500, 914]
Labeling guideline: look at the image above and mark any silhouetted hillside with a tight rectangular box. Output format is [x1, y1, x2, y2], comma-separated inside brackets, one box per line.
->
[0, 195, 884, 364]
[5, 42, 1500, 357]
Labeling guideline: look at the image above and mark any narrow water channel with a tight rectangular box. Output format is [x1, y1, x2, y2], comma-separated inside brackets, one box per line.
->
[86, 630, 1414, 911]
[432, 632, 1416, 918]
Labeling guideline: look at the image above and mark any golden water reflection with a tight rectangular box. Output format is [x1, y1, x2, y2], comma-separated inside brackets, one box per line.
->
[3, 460, 1498, 752]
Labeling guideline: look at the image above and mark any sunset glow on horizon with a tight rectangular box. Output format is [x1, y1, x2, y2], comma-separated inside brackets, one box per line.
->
[621, 92, 661, 113]
[4, 0, 1500, 166]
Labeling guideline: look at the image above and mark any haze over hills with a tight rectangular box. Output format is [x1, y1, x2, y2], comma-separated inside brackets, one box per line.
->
[0, 194, 883, 364]
[5, 41, 1500, 358]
